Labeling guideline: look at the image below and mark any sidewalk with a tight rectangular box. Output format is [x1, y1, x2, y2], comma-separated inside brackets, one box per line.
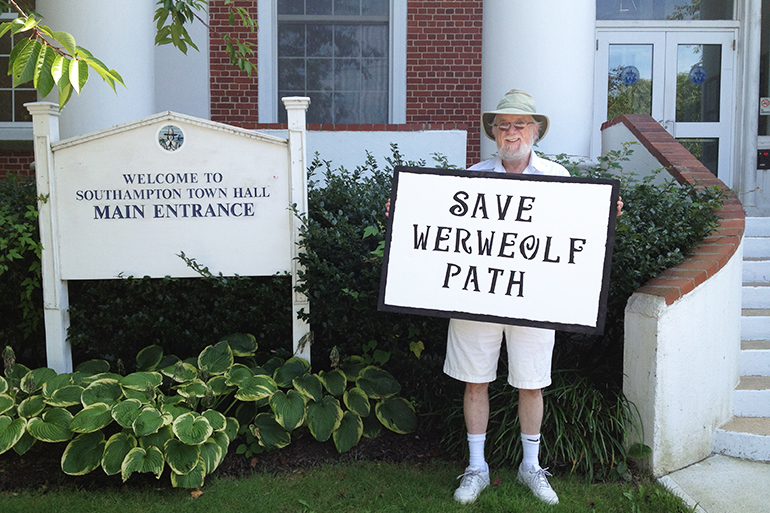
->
[658, 454, 770, 513]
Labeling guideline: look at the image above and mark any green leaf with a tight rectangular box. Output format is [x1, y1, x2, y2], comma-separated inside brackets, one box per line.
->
[356, 366, 401, 399]
[375, 397, 417, 434]
[0, 377, 8, 394]
[0, 394, 15, 415]
[273, 357, 310, 388]
[57, 78, 73, 109]
[68, 57, 89, 95]
[69, 403, 113, 433]
[172, 412, 212, 445]
[139, 424, 174, 451]
[164, 438, 200, 475]
[0, 416, 27, 455]
[174, 378, 208, 399]
[136, 345, 164, 371]
[120, 372, 163, 391]
[333, 411, 363, 453]
[223, 417, 239, 443]
[224, 363, 253, 386]
[221, 333, 257, 357]
[269, 389, 306, 432]
[75, 359, 110, 374]
[201, 409, 226, 432]
[33, 44, 56, 97]
[198, 341, 234, 375]
[81, 378, 123, 407]
[52, 30, 77, 57]
[61, 432, 105, 476]
[132, 407, 166, 437]
[13, 431, 36, 455]
[17, 394, 45, 418]
[206, 375, 230, 396]
[26, 407, 72, 442]
[45, 384, 84, 407]
[319, 369, 347, 397]
[20, 367, 57, 394]
[293, 374, 323, 403]
[251, 412, 290, 449]
[361, 411, 382, 439]
[161, 361, 198, 383]
[11, 38, 41, 87]
[112, 398, 144, 428]
[121, 445, 164, 482]
[306, 395, 343, 443]
[343, 387, 371, 418]
[101, 432, 137, 476]
[200, 433, 225, 474]
[628, 443, 652, 460]
[234, 374, 277, 402]
[170, 459, 205, 488]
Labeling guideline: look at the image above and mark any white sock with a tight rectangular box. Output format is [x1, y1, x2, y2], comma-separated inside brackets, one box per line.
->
[467, 433, 487, 471]
[521, 433, 541, 470]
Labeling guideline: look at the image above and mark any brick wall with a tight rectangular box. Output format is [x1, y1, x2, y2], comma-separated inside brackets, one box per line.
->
[0, 151, 35, 180]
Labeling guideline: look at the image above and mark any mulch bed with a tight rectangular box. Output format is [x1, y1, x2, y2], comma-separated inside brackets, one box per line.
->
[0, 425, 457, 493]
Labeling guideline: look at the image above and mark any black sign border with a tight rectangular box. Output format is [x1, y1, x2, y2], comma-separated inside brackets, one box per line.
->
[377, 165, 620, 335]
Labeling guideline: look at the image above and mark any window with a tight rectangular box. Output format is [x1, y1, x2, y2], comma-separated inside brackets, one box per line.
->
[597, 0, 734, 21]
[0, 3, 36, 140]
[259, 0, 406, 124]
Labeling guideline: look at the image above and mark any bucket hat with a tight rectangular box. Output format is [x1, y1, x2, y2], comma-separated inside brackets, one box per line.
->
[481, 89, 550, 142]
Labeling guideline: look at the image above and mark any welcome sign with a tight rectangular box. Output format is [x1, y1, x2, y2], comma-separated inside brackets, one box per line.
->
[378, 167, 620, 334]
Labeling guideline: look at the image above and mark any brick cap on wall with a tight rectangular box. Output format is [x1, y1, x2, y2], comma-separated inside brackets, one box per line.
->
[602, 114, 745, 305]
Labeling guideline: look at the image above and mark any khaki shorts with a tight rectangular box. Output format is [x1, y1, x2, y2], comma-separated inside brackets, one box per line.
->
[443, 318, 555, 389]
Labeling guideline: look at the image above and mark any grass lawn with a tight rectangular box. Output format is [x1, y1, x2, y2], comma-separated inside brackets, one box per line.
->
[0, 460, 694, 513]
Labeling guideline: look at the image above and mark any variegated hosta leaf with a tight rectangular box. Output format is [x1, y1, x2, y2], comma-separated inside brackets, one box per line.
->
[76, 372, 122, 388]
[273, 357, 310, 388]
[81, 378, 123, 407]
[206, 375, 231, 396]
[356, 366, 401, 399]
[261, 356, 284, 376]
[139, 425, 174, 451]
[135, 345, 164, 371]
[339, 358, 367, 381]
[75, 359, 111, 375]
[0, 415, 27, 455]
[0, 393, 15, 415]
[224, 364, 253, 387]
[174, 379, 208, 399]
[101, 432, 137, 476]
[5, 363, 31, 389]
[361, 411, 382, 439]
[0, 376, 8, 394]
[26, 407, 73, 442]
[319, 369, 347, 397]
[224, 417, 239, 443]
[333, 411, 363, 453]
[199, 434, 224, 474]
[160, 400, 192, 420]
[375, 397, 417, 434]
[45, 384, 85, 408]
[61, 431, 105, 476]
[70, 403, 113, 433]
[161, 361, 199, 383]
[220, 333, 257, 357]
[292, 374, 323, 403]
[251, 412, 290, 449]
[120, 372, 163, 391]
[201, 410, 226, 432]
[172, 412, 212, 446]
[20, 368, 57, 394]
[122, 387, 156, 404]
[41, 373, 71, 396]
[132, 407, 165, 437]
[13, 431, 36, 455]
[343, 386, 371, 418]
[164, 438, 201, 475]
[17, 395, 45, 418]
[306, 395, 343, 443]
[269, 389, 306, 432]
[111, 398, 144, 428]
[170, 459, 205, 488]
[198, 341, 233, 376]
[234, 374, 277, 402]
[121, 446, 165, 482]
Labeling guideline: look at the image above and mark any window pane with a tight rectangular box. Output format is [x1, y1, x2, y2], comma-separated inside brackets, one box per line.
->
[307, 25, 333, 57]
[278, 24, 305, 57]
[597, 0, 734, 20]
[759, 0, 770, 135]
[335, 59, 361, 91]
[362, 58, 387, 92]
[14, 89, 36, 122]
[678, 138, 718, 175]
[334, 25, 361, 57]
[277, 0, 303, 15]
[278, 58, 306, 90]
[607, 44, 654, 120]
[0, 91, 12, 122]
[307, 58, 333, 90]
[0, 56, 10, 89]
[362, 25, 387, 57]
[334, 0, 359, 15]
[363, 0, 388, 16]
[676, 44, 721, 123]
[307, 92, 333, 124]
[361, 92, 387, 122]
[334, 92, 360, 123]
[308, 0, 332, 15]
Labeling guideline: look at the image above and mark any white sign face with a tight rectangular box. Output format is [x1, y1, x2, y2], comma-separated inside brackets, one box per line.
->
[53, 116, 291, 280]
[379, 167, 619, 334]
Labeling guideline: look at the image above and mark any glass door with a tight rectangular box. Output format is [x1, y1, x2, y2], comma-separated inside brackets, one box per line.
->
[594, 30, 736, 184]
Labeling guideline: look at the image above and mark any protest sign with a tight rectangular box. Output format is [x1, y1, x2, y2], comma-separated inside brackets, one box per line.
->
[378, 166, 619, 334]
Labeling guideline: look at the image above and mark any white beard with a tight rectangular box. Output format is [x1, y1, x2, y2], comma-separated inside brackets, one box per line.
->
[497, 140, 533, 162]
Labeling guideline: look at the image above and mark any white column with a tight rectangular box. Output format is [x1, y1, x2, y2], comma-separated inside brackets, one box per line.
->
[37, 0, 156, 139]
[26, 102, 72, 374]
[283, 97, 312, 365]
[480, 0, 596, 160]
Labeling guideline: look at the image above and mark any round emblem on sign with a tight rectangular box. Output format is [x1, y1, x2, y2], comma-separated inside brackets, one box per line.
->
[158, 125, 184, 152]
[620, 66, 640, 86]
[689, 65, 708, 85]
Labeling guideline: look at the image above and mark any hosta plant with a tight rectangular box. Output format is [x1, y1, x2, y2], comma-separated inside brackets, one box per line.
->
[0, 333, 417, 488]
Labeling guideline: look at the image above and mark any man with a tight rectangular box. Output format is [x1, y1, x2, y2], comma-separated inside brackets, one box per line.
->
[447, 89, 622, 506]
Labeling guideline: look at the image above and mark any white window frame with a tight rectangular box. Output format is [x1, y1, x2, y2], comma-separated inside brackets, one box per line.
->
[257, 0, 406, 124]
[0, 10, 34, 141]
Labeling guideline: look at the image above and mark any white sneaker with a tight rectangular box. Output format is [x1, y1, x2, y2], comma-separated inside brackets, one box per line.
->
[517, 464, 559, 505]
[453, 465, 490, 504]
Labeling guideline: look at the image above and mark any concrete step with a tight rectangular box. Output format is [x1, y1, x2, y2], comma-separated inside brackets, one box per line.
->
[735, 376, 770, 417]
[741, 347, 770, 376]
[745, 236, 770, 258]
[744, 259, 770, 283]
[743, 283, 770, 309]
[714, 417, 770, 461]
[742, 313, 770, 341]
[746, 217, 770, 237]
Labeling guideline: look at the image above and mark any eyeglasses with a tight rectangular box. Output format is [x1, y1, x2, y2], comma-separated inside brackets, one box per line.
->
[493, 121, 535, 132]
